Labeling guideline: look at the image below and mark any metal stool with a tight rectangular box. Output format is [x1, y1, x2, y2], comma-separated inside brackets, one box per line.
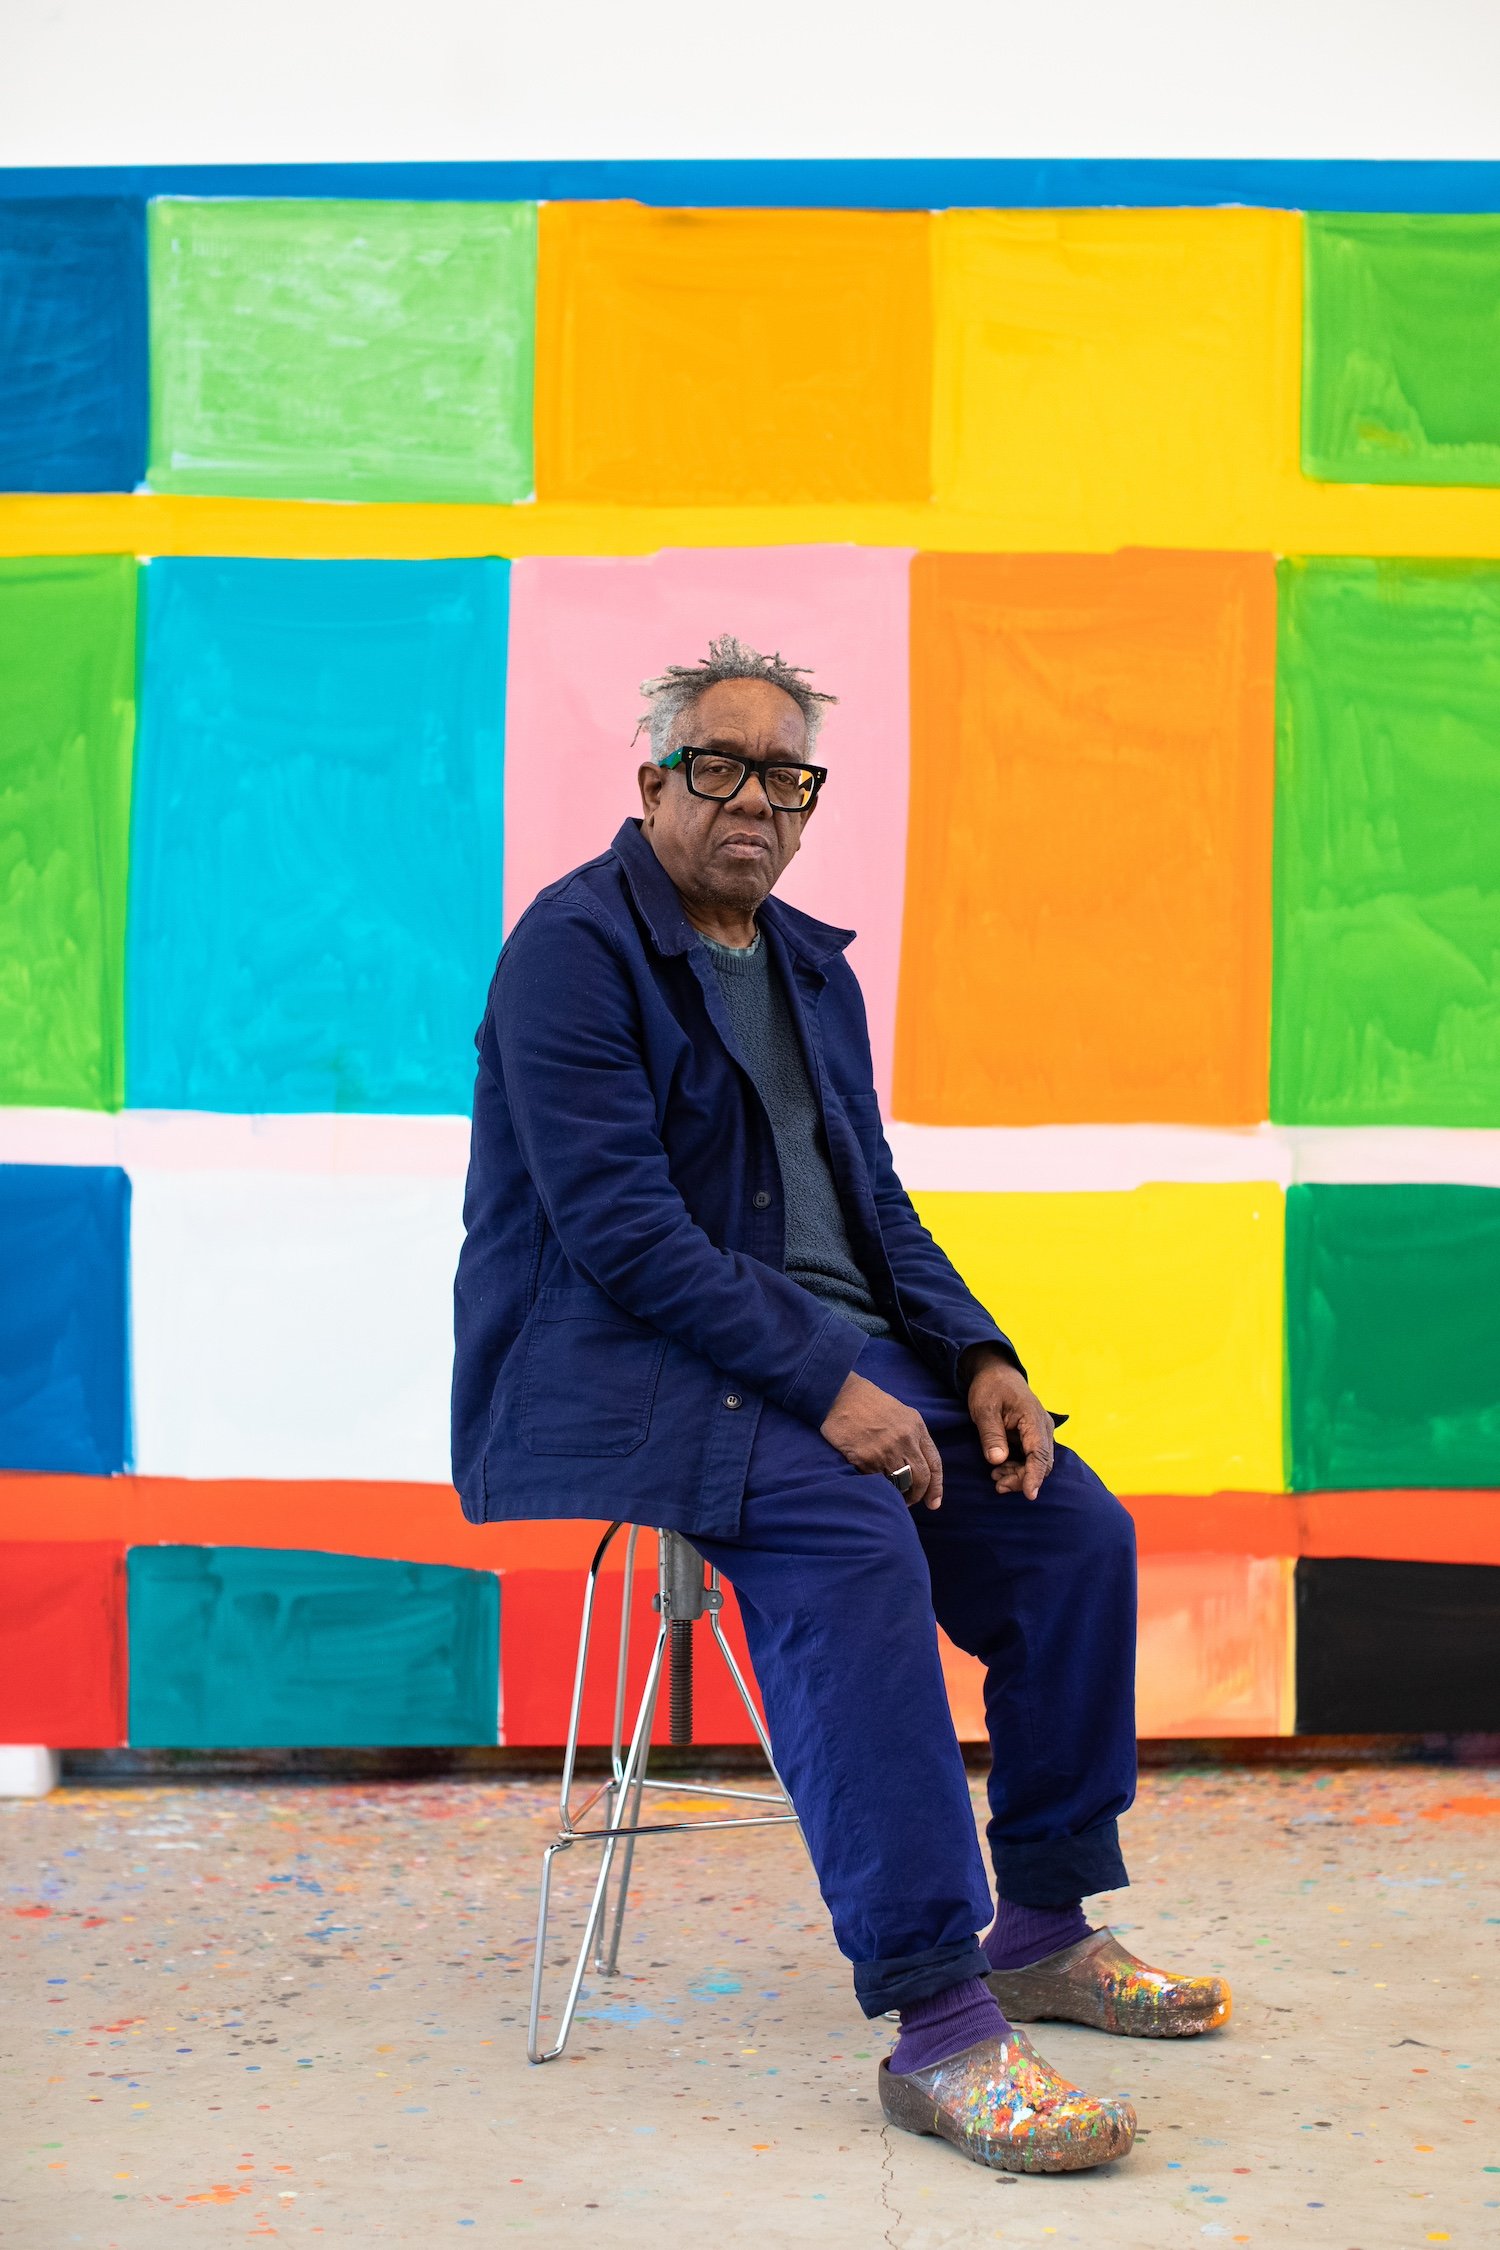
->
[527, 1523, 802, 2063]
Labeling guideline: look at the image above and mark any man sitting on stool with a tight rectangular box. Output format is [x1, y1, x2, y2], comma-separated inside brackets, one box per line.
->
[452, 635, 1229, 2175]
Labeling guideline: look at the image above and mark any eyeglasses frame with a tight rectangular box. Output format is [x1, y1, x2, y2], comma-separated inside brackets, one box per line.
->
[657, 745, 828, 811]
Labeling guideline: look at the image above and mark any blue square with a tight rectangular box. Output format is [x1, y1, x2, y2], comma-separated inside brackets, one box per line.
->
[0, 1165, 131, 1473]
[0, 199, 147, 491]
[126, 559, 507, 1112]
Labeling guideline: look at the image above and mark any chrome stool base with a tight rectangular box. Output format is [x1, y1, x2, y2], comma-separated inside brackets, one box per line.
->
[527, 1523, 802, 2064]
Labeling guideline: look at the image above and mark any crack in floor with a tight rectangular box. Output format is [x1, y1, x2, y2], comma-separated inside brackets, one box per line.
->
[878, 2118, 902, 2246]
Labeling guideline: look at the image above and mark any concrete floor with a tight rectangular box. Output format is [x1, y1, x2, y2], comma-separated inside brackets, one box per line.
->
[4, 1765, 1498, 2248]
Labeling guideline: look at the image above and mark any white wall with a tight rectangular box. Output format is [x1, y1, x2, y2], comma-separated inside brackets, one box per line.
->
[6, 0, 1500, 165]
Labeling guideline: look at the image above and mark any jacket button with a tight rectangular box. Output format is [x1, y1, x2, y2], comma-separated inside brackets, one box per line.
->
[752, 1190, 771, 1209]
[723, 1392, 743, 1410]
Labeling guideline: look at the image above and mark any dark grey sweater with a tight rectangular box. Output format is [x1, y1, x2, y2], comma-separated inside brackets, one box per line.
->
[703, 930, 890, 1338]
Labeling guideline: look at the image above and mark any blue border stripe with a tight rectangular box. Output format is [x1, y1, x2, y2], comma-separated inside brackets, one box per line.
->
[2, 158, 1500, 211]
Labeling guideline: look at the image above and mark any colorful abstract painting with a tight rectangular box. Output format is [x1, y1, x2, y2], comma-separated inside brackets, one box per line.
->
[1, 166, 1497, 1750]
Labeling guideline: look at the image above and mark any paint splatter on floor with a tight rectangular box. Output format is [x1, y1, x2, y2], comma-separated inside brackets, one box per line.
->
[5, 1766, 1498, 2244]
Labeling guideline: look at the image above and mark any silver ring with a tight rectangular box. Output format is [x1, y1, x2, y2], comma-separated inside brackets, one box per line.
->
[890, 1461, 914, 1496]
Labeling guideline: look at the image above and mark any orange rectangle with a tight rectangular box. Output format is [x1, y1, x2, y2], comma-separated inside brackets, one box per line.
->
[1298, 1489, 1500, 1566]
[0, 1473, 606, 1575]
[9, 1478, 1496, 1568]
[1122, 1489, 1500, 1567]
[942, 1552, 1295, 1741]
[896, 549, 1275, 1123]
[1125, 1493, 1300, 1557]
[535, 203, 932, 506]
[10, 1477, 1495, 1569]
[1135, 1553, 1294, 1737]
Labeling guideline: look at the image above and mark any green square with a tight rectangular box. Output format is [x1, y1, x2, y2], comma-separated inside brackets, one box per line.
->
[147, 198, 536, 502]
[1303, 213, 1500, 486]
[0, 556, 135, 1109]
[1271, 557, 1500, 1125]
[1287, 1183, 1500, 1491]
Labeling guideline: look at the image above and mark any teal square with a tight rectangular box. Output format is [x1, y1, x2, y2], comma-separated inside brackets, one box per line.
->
[127, 1548, 500, 1747]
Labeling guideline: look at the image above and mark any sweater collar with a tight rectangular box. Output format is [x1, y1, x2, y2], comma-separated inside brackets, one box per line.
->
[610, 819, 856, 967]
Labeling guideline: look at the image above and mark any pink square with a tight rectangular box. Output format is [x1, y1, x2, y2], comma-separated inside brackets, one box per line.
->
[504, 547, 913, 1104]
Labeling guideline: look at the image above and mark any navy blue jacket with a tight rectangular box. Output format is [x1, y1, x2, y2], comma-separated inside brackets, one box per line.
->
[451, 821, 1021, 1539]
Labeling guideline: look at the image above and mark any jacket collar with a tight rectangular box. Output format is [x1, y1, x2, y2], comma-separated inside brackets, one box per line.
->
[610, 819, 855, 967]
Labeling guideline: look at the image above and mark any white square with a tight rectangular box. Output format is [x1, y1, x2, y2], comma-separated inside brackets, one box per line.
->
[130, 1170, 464, 1482]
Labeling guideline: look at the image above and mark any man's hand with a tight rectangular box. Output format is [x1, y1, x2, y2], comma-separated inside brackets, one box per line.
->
[820, 1371, 944, 1510]
[963, 1347, 1055, 1501]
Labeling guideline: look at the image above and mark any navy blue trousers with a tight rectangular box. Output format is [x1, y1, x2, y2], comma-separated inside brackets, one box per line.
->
[695, 1335, 1138, 2018]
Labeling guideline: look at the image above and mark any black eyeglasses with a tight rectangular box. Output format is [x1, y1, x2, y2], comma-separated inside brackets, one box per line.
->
[658, 746, 827, 812]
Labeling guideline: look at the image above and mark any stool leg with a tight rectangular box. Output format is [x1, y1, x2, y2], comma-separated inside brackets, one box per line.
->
[707, 1594, 806, 1852]
[596, 1525, 651, 1974]
[599, 1527, 641, 1845]
[526, 1835, 573, 2062]
[527, 1524, 622, 2065]
[556, 1525, 625, 1832]
[528, 1617, 669, 2063]
[596, 1654, 661, 1976]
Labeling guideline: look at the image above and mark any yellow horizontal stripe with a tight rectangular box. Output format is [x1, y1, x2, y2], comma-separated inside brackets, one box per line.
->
[913, 1181, 1286, 1496]
[6, 482, 1500, 561]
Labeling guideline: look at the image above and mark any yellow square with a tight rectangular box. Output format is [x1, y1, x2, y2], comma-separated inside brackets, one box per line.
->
[912, 1182, 1285, 1494]
[931, 207, 1301, 546]
[535, 202, 932, 505]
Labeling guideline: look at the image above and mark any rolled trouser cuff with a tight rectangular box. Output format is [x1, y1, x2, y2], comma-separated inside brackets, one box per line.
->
[993, 1819, 1128, 1907]
[852, 1936, 992, 2018]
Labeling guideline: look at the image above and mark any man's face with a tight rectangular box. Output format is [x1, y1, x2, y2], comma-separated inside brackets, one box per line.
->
[638, 678, 818, 915]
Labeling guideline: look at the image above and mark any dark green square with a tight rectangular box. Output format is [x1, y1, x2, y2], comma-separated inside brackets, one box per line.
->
[1304, 213, 1500, 486]
[1286, 1183, 1500, 1491]
[1271, 558, 1500, 1125]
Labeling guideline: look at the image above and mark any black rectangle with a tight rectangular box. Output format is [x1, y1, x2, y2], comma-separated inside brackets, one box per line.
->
[1296, 1557, 1500, 1732]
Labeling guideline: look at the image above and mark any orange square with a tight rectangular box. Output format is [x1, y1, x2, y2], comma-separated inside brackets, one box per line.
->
[896, 549, 1275, 1123]
[941, 1554, 1294, 1741]
[1134, 1553, 1293, 1737]
[535, 203, 932, 505]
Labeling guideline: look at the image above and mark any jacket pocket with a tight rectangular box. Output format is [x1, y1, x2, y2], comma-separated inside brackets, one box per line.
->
[838, 1087, 884, 1171]
[519, 1285, 668, 1457]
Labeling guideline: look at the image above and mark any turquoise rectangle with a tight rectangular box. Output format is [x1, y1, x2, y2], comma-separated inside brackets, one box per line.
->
[126, 1547, 500, 1747]
[125, 558, 506, 1113]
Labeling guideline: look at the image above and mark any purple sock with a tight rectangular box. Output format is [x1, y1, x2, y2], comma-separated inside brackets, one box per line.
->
[888, 1976, 1009, 2076]
[983, 1896, 1092, 1974]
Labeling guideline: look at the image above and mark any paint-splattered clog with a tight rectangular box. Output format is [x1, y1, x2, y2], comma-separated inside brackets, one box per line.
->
[878, 2028, 1137, 2173]
[987, 1928, 1231, 2038]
